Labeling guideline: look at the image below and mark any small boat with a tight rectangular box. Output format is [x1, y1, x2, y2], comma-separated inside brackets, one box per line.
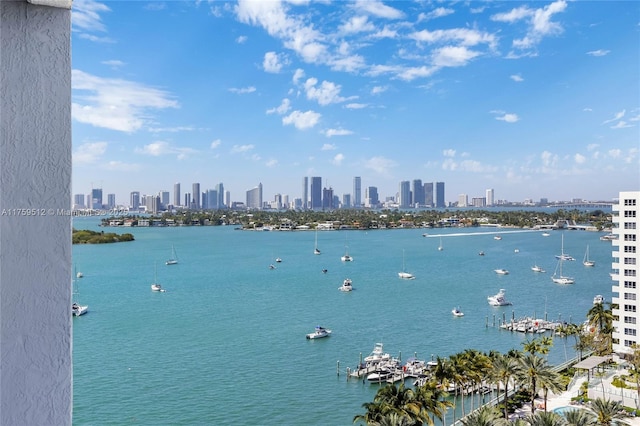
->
[314, 228, 321, 255]
[555, 234, 575, 261]
[269, 264, 276, 270]
[338, 278, 353, 292]
[275, 257, 282, 263]
[72, 302, 88, 317]
[366, 370, 394, 382]
[438, 237, 443, 251]
[542, 232, 551, 237]
[321, 269, 328, 274]
[422, 233, 428, 237]
[600, 233, 616, 241]
[583, 245, 595, 267]
[341, 235, 353, 261]
[452, 307, 464, 317]
[76, 271, 84, 278]
[488, 289, 511, 306]
[593, 295, 604, 305]
[364, 343, 391, 364]
[552, 257, 574, 285]
[150, 263, 166, 292]
[166, 245, 178, 265]
[531, 264, 546, 273]
[494, 235, 502, 240]
[494, 268, 509, 275]
[398, 250, 415, 280]
[514, 249, 519, 253]
[478, 251, 485, 256]
[306, 326, 332, 339]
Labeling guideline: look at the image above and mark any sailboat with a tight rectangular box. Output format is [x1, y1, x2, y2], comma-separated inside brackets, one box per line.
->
[555, 234, 575, 261]
[398, 250, 415, 280]
[314, 228, 321, 255]
[166, 245, 178, 265]
[72, 267, 88, 317]
[583, 245, 595, 267]
[151, 263, 166, 292]
[437, 236, 443, 251]
[552, 257, 574, 285]
[341, 234, 353, 261]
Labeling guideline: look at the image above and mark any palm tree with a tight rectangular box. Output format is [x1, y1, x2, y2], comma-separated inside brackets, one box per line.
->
[414, 380, 453, 426]
[562, 407, 597, 425]
[535, 365, 564, 413]
[354, 401, 388, 425]
[490, 353, 521, 419]
[374, 383, 422, 423]
[518, 353, 555, 415]
[369, 412, 414, 426]
[462, 349, 492, 412]
[460, 405, 503, 426]
[449, 352, 470, 420]
[588, 397, 632, 425]
[587, 303, 614, 355]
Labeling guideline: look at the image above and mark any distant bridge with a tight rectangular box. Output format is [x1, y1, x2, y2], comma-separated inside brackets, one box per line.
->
[547, 203, 613, 209]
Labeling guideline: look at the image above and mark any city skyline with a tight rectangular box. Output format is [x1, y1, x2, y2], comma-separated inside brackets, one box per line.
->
[71, 1, 639, 204]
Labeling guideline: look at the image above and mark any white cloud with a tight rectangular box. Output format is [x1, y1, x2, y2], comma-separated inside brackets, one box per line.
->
[432, 46, 481, 67]
[510, 74, 524, 82]
[210, 139, 221, 149]
[228, 86, 257, 94]
[371, 85, 388, 95]
[510, 1, 567, 50]
[587, 49, 610, 57]
[574, 153, 586, 164]
[409, 28, 496, 48]
[587, 143, 599, 151]
[339, 15, 375, 34]
[603, 109, 625, 124]
[263, 51, 283, 73]
[73, 141, 107, 164]
[443, 149, 456, 157]
[135, 141, 198, 160]
[491, 6, 532, 23]
[608, 149, 622, 158]
[292, 68, 305, 85]
[419, 7, 455, 21]
[354, 0, 404, 19]
[345, 103, 367, 109]
[102, 59, 125, 69]
[266, 98, 291, 115]
[541, 150, 557, 167]
[265, 159, 278, 167]
[304, 78, 349, 105]
[72, 70, 178, 132]
[231, 144, 255, 153]
[371, 26, 397, 39]
[321, 143, 336, 151]
[332, 153, 345, 165]
[103, 161, 140, 172]
[282, 110, 321, 129]
[72, 0, 110, 33]
[324, 128, 354, 137]
[495, 113, 520, 123]
[364, 156, 397, 174]
[236, 35, 248, 44]
[611, 121, 633, 129]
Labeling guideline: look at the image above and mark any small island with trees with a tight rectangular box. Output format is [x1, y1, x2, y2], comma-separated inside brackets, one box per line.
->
[72, 229, 134, 244]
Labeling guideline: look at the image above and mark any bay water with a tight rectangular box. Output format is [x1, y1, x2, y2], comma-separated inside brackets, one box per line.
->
[71, 217, 612, 425]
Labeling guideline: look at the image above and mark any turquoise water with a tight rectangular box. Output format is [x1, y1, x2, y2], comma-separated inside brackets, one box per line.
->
[72, 218, 613, 425]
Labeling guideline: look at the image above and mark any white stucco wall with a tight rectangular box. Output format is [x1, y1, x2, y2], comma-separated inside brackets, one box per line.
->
[0, 1, 72, 424]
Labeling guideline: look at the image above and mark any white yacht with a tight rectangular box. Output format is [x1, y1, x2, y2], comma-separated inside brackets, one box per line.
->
[364, 343, 391, 364]
[551, 258, 574, 285]
[338, 278, 353, 292]
[488, 289, 512, 306]
[494, 235, 502, 240]
[531, 264, 546, 273]
[151, 283, 165, 292]
[166, 245, 178, 265]
[72, 302, 88, 317]
[494, 268, 509, 275]
[583, 245, 595, 267]
[452, 307, 464, 317]
[555, 234, 575, 261]
[593, 295, 604, 305]
[306, 326, 332, 339]
[398, 250, 415, 280]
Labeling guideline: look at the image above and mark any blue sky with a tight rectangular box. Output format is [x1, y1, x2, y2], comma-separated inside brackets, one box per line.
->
[71, 0, 639, 206]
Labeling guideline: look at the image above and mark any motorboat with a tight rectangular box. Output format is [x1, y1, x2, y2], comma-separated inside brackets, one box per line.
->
[306, 326, 332, 339]
[151, 283, 165, 292]
[478, 251, 485, 256]
[583, 245, 595, 267]
[542, 232, 551, 237]
[269, 264, 276, 270]
[494, 268, 509, 275]
[488, 289, 512, 306]
[531, 264, 546, 273]
[494, 235, 502, 240]
[366, 369, 394, 382]
[438, 237, 443, 251]
[275, 257, 282, 263]
[514, 249, 519, 253]
[338, 278, 353, 292]
[364, 343, 391, 364]
[452, 307, 464, 317]
[72, 302, 88, 317]
[600, 233, 616, 241]
[76, 271, 84, 278]
[593, 295, 604, 305]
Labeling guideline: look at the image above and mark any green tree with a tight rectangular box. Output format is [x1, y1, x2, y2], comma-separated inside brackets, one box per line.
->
[490, 353, 521, 419]
[460, 405, 504, 426]
[413, 380, 453, 426]
[588, 397, 631, 425]
[562, 407, 597, 425]
[587, 303, 614, 355]
[522, 410, 566, 425]
[518, 353, 556, 415]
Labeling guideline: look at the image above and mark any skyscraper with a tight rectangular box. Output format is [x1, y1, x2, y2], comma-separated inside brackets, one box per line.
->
[399, 181, 411, 208]
[192, 183, 200, 209]
[342, 194, 351, 209]
[302, 177, 309, 210]
[612, 191, 640, 355]
[159, 191, 170, 209]
[435, 182, 445, 208]
[424, 182, 434, 207]
[322, 187, 334, 209]
[246, 183, 263, 209]
[486, 188, 494, 207]
[174, 183, 181, 207]
[310, 177, 322, 210]
[412, 179, 424, 206]
[107, 193, 116, 208]
[216, 183, 224, 209]
[458, 194, 468, 207]
[130, 191, 140, 209]
[91, 188, 102, 209]
[353, 176, 361, 208]
[365, 186, 379, 208]
[73, 194, 85, 208]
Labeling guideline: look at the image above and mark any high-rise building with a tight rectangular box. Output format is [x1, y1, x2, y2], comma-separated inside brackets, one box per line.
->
[424, 182, 434, 207]
[246, 183, 263, 209]
[174, 183, 181, 207]
[399, 181, 411, 208]
[612, 191, 640, 355]
[458, 194, 468, 207]
[486, 188, 494, 207]
[159, 191, 170, 209]
[145, 194, 160, 214]
[342, 194, 351, 209]
[184, 193, 191, 208]
[302, 177, 309, 210]
[73, 194, 85, 209]
[91, 188, 102, 209]
[216, 183, 225, 209]
[322, 187, 334, 209]
[353, 176, 362, 208]
[225, 190, 231, 208]
[365, 186, 379, 208]
[435, 182, 445, 208]
[206, 189, 218, 209]
[192, 183, 200, 209]
[412, 179, 424, 206]
[107, 193, 116, 208]
[130, 191, 140, 210]
[310, 177, 322, 210]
